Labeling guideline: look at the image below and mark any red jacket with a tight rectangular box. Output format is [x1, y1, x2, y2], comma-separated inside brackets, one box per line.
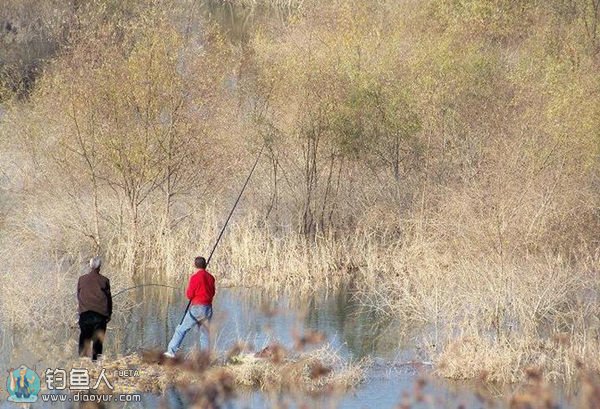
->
[186, 269, 215, 305]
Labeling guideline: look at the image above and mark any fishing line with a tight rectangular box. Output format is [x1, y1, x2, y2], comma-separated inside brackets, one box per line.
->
[112, 284, 180, 297]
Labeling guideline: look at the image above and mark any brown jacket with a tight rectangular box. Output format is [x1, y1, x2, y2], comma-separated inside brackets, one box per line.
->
[77, 270, 112, 318]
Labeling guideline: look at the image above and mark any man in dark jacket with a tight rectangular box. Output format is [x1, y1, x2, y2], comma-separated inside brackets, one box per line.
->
[77, 256, 112, 361]
[164, 256, 215, 358]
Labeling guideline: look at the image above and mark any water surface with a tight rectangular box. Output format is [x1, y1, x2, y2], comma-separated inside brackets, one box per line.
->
[0, 286, 530, 408]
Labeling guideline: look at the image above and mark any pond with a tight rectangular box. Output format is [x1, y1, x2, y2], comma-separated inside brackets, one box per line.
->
[0, 285, 567, 408]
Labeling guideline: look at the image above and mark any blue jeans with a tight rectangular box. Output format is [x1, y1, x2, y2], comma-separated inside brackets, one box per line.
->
[167, 304, 212, 355]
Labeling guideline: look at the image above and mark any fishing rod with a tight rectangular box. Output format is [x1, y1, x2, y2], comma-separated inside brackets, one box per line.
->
[178, 144, 265, 325]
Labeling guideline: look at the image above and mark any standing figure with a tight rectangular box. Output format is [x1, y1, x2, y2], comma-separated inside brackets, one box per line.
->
[77, 256, 112, 361]
[164, 256, 215, 358]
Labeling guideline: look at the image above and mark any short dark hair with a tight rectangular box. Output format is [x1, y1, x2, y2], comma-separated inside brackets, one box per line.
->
[195, 256, 207, 269]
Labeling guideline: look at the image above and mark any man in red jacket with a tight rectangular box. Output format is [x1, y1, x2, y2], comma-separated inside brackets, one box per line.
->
[164, 256, 215, 358]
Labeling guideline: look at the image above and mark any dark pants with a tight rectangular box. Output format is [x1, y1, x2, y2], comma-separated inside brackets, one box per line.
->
[79, 311, 108, 361]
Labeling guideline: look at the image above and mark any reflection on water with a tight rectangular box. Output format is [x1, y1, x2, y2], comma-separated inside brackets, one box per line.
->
[114, 286, 403, 360]
[0, 284, 573, 408]
[0, 256, 576, 408]
[305, 284, 407, 359]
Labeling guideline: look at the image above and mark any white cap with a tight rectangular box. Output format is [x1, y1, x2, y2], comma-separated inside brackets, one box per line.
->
[89, 256, 102, 269]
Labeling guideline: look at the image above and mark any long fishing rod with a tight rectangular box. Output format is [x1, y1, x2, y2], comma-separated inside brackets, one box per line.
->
[178, 144, 265, 325]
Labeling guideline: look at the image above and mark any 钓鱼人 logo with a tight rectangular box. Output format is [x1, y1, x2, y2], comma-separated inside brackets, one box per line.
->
[6, 365, 40, 403]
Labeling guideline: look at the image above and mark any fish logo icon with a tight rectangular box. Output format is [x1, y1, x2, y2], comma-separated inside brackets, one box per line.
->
[6, 365, 40, 403]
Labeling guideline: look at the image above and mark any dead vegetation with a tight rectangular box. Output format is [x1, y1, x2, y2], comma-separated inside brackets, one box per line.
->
[78, 353, 600, 409]
[73, 342, 366, 398]
[435, 335, 600, 384]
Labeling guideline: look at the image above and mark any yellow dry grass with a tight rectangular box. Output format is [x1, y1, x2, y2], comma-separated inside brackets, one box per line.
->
[72, 345, 366, 396]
